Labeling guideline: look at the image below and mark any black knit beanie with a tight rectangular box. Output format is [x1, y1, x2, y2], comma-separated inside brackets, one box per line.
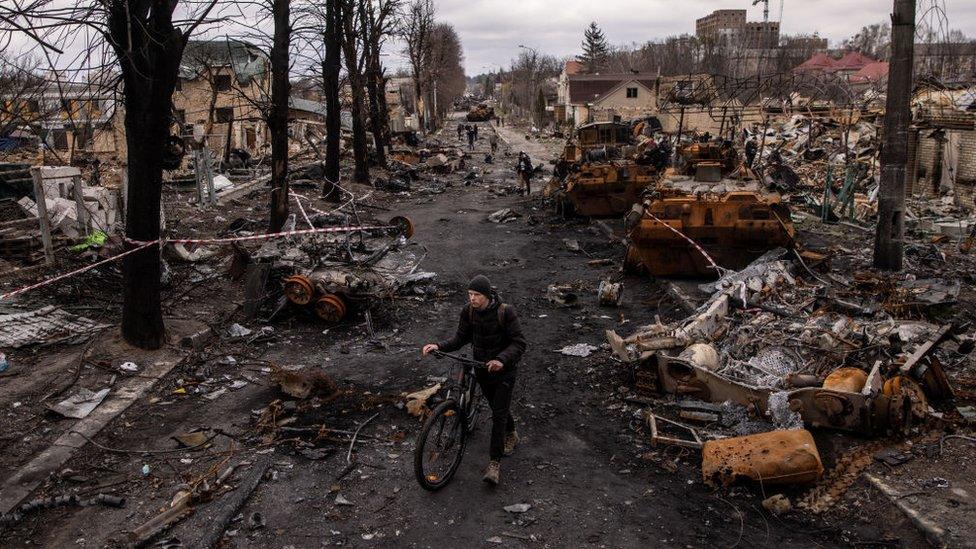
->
[467, 275, 492, 297]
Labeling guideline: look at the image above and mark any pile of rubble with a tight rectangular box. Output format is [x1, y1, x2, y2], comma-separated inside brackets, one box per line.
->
[1, 165, 119, 272]
[608, 244, 974, 492]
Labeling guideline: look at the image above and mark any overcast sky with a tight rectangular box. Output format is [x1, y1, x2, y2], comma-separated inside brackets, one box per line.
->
[4, 1, 974, 80]
[430, 0, 976, 75]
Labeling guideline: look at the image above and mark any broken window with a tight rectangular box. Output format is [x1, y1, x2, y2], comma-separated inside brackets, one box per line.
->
[215, 74, 232, 92]
[216, 107, 234, 123]
[51, 129, 68, 150]
[626, 87, 638, 98]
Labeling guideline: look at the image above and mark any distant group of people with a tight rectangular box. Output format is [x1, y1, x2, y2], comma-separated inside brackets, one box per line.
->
[457, 123, 479, 150]
[454, 119, 530, 195]
[456, 122, 501, 155]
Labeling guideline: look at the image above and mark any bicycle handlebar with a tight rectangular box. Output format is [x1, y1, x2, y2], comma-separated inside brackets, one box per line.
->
[432, 350, 486, 368]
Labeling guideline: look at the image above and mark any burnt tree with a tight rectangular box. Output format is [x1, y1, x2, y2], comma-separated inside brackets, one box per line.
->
[268, 0, 292, 232]
[340, 0, 369, 184]
[873, 0, 915, 270]
[107, 0, 186, 349]
[359, 1, 384, 167]
[321, 0, 343, 198]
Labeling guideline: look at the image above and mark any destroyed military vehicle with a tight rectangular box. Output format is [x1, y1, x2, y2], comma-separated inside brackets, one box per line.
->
[623, 141, 795, 278]
[247, 215, 434, 325]
[547, 120, 670, 218]
[466, 103, 495, 122]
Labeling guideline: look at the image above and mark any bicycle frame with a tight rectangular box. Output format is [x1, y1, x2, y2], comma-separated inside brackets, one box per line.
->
[433, 351, 483, 428]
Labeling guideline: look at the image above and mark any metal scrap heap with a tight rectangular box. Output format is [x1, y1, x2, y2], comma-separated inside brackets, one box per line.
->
[608, 243, 972, 489]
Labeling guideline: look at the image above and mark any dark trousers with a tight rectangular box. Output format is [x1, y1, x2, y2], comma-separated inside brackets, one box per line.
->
[476, 371, 516, 460]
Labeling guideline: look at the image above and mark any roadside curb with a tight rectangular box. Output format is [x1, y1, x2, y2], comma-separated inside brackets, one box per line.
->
[0, 352, 186, 515]
[863, 472, 949, 548]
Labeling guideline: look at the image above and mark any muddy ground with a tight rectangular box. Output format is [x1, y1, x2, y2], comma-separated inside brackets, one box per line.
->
[0, 118, 953, 548]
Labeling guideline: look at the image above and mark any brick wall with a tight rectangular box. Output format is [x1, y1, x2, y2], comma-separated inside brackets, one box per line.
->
[915, 134, 937, 197]
[956, 130, 976, 210]
[905, 128, 918, 195]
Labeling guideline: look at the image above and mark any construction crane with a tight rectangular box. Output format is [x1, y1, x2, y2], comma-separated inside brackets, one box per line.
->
[751, 0, 784, 23]
[752, 0, 769, 22]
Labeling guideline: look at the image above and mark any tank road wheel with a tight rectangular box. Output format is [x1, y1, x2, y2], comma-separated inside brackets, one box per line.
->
[283, 275, 316, 305]
[315, 293, 348, 323]
[623, 246, 646, 275]
[389, 216, 415, 239]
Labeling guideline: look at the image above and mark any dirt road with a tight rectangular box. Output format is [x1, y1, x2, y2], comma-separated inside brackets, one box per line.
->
[0, 121, 874, 548]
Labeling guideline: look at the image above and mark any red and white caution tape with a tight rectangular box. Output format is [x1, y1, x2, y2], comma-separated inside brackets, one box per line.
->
[125, 224, 394, 246]
[643, 211, 728, 275]
[0, 240, 157, 302]
[2, 224, 395, 302]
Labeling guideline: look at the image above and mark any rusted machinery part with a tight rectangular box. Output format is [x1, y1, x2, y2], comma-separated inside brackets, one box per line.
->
[822, 367, 868, 392]
[652, 353, 914, 436]
[702, 429, 824, 488]
[389, 216, 415, 239]
[796, 439, 890, 513]
[883, 375, 929, 418]
[315, 293, 348, 323]
[283, 275, 316, 306]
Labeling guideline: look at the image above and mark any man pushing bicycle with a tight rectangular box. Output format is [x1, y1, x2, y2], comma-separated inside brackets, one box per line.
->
[422, 274, 526, 485]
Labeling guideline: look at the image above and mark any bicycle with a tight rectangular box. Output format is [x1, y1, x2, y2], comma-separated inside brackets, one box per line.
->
[413, 350, 485, 491]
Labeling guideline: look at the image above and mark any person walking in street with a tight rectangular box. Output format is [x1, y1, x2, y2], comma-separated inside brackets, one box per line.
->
[456, 123, 465, 142]
[466, 125, 476, 150]
[488, 132, 498, 154]
[422, 275, 526, 485]
[745, 137, 758, 168]
[473, 124, 479, 141]
[515, 152, 533, 195]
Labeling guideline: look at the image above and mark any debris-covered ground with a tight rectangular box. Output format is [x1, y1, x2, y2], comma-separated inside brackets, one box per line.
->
[1, 114, 974, 549]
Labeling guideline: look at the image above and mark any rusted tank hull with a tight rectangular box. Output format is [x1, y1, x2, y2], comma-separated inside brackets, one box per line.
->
[628, 192, 794, 277]
[560, 163, 658, 218]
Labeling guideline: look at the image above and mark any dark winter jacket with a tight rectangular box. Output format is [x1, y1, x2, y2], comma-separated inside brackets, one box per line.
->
[437, 293, 526, 371]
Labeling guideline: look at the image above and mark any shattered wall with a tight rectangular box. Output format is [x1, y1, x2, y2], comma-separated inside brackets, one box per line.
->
[957, 130, 976, 210]
[907, 124, 976, 210]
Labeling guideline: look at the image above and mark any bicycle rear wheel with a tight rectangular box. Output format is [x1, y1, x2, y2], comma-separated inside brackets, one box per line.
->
[414, 398, 467, 491]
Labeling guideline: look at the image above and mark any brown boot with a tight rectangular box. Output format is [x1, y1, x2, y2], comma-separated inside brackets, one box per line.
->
[482, 460, 500, 485]
[504, 430, 519, 456]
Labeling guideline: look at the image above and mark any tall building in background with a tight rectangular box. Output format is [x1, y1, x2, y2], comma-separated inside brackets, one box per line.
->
[696, 9, 780, 49]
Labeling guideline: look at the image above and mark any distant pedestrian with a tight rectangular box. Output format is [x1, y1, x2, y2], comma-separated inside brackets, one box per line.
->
[467, 125, 476, 150]
[473, 124, 479, 141]
[515, 152, 533, 195]
[457, 123, 464, 141]
[745, 138, 758, 168]
[488, 132, 498, 153]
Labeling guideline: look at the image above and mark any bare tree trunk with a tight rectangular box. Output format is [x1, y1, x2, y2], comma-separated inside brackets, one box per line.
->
[873, 0, 915, 270]
[341, 0, 369, 184]
[375, 66, 391, 143]
[106, 0, 185, 349]
[359, 4, 386, 168]
[268, 0, 291, 232]
[322, 0, 342, 198]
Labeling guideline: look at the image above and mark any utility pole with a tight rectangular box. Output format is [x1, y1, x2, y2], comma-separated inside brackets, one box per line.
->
[873, 0, 915, 270]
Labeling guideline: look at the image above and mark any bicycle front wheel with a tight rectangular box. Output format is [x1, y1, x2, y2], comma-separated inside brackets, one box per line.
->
[414, 398, 467, 491]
